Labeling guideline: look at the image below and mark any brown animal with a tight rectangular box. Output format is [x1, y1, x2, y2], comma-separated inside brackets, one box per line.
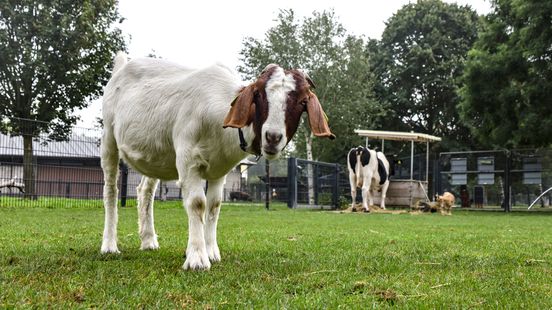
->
[436, 192, 455, 215]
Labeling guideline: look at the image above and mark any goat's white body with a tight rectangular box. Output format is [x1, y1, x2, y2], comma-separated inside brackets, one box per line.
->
[100, 54, 254, 269]
[99, 53, 334, 271]
[103, 57, 251, 181]
[347, 148, 390, 211]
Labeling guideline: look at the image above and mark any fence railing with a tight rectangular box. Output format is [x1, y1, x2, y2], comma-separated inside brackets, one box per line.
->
[438, 149, 552, 211]
[1, 118, 341, 209]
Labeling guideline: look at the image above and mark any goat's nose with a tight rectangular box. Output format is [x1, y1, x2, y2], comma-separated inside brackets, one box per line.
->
[265, 131, 283, 145]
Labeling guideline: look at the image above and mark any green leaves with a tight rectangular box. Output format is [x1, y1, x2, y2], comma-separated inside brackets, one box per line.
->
[0, 0, 126, 136]
[459, 0, 552, 148]
[372, 0, 480, 151]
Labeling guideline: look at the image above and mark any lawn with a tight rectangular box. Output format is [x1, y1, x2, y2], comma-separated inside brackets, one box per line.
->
[0, 202, 551, 308]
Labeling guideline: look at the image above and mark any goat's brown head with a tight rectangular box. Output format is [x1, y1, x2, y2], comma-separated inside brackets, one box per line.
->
[223, 64, 335, 159]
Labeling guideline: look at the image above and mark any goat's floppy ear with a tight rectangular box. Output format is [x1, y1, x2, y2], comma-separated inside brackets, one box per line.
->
[223, 84, 255, 128]
[305, 91, 335, 139]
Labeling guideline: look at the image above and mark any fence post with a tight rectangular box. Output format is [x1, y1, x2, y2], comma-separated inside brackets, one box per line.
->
[432, 158, 439, 198]
[503, 151, 511, 212]
[314, 163, 319, 205]
[120, 162, 129, 207]
[265, 159, 270, 210]
[333, 163, 339, 209]
[287, 157, 297, 208]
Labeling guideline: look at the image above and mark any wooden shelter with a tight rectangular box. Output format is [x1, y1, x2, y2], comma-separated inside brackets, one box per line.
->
[354, 129, 442, 207]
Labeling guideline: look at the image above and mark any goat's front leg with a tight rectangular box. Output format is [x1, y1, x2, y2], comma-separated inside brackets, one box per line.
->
[205, 177, 224, 263]
[178, 167, 210, 270]
[100, 130, 120, 254]
[136, 176, 160, 250]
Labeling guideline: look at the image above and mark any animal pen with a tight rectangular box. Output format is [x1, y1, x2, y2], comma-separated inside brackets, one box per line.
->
[354, 129, 442, 207]
[2, 118, 550, 212]
[438, 149, 552, 211]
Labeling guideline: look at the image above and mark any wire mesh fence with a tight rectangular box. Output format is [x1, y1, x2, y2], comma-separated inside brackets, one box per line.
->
[0, 118, 341, 208]
[438, 149, 552, 210]
[3, 118, 551, 211]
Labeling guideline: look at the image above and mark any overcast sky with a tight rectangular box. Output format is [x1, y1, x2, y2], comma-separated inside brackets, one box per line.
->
[76, 0, 492, 128]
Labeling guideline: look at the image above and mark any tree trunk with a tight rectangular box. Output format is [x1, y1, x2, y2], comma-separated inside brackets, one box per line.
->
[305, 131, 315, 205]
[23, 134, 36, 199]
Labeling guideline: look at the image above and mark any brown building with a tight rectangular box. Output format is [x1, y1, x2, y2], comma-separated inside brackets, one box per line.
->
[0, 133, 245, 201]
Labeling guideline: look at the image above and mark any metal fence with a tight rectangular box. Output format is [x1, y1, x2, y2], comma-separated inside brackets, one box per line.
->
[4, 118, 551, 211]
[0, 118, 342, 209]
[438, 149, 552, 210]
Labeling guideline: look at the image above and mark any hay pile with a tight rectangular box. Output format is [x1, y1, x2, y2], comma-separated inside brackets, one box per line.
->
[340, 204, 408, 214]
[411, 200, 452, 215]
[338, 201, 452, 215]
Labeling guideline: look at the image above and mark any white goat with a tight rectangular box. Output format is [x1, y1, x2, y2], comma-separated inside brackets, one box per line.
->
[100, 52, 334, 270]
[347, 146, 390, 211]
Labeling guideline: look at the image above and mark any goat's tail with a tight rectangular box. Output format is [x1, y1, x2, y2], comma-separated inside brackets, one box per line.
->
[112, 51, 127, 74]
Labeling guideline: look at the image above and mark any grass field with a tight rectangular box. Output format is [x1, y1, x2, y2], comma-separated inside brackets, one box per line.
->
[1, 202, 551, 308]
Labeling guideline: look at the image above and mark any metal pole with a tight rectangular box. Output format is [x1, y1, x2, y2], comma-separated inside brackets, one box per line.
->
[120, 162, 128, 207]
[287, 157, 297, 208]
[410, 137, 414, 180]
[265, 159, 270, 210]
[426, 141, 429, 183]
[529, 187, 552, 209]
[503, 151, 511, 212]
[333, 163, 339, 209]
[381, 139, 385, 152]
[365, 137, 369, 148]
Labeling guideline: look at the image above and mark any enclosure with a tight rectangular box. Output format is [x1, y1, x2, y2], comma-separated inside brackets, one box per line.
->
[438, 149, 552, 211]
[2, 118, 552, 212]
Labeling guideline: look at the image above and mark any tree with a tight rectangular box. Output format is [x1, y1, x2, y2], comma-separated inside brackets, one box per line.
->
[238, 9, 383, 163]
[458, 0, 552, 148]
[371, 0, 480, 151]
[0, 0, 126, 197]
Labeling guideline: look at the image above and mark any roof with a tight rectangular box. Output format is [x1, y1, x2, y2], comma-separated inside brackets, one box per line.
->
[354, 129, 442, 143]
[0, 133, 101, 158]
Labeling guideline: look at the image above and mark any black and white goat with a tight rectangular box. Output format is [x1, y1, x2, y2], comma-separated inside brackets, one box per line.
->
[100, 53, 334, 270]
[347, 146, 390, 211]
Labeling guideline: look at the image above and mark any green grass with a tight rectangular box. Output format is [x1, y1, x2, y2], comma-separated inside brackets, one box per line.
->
[1, 202, 551, 308]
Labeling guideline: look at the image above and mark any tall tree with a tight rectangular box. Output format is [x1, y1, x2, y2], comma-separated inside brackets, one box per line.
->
[458, 0, 552, 148]
[0, 0, 126, 197]
[371, 0, 480, 150]
[238, 9, 383, 163]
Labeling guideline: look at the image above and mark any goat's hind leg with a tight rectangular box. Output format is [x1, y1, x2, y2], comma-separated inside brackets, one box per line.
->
[100, 129, 120, 254]
[205, 177, 224, 263]
[380, 180, 389, 210]
[137, 176, 160, 250]
[349, 173, 357, 209]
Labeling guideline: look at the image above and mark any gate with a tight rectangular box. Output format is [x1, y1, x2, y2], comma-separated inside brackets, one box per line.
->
[287, 158, 340, 209]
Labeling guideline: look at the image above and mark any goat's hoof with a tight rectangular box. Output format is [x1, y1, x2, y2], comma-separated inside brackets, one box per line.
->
[140, 237, 159, 251]
[183, 248, 211, 270]
[100, 244, 120, 254]
[207, 245, 221, 263]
